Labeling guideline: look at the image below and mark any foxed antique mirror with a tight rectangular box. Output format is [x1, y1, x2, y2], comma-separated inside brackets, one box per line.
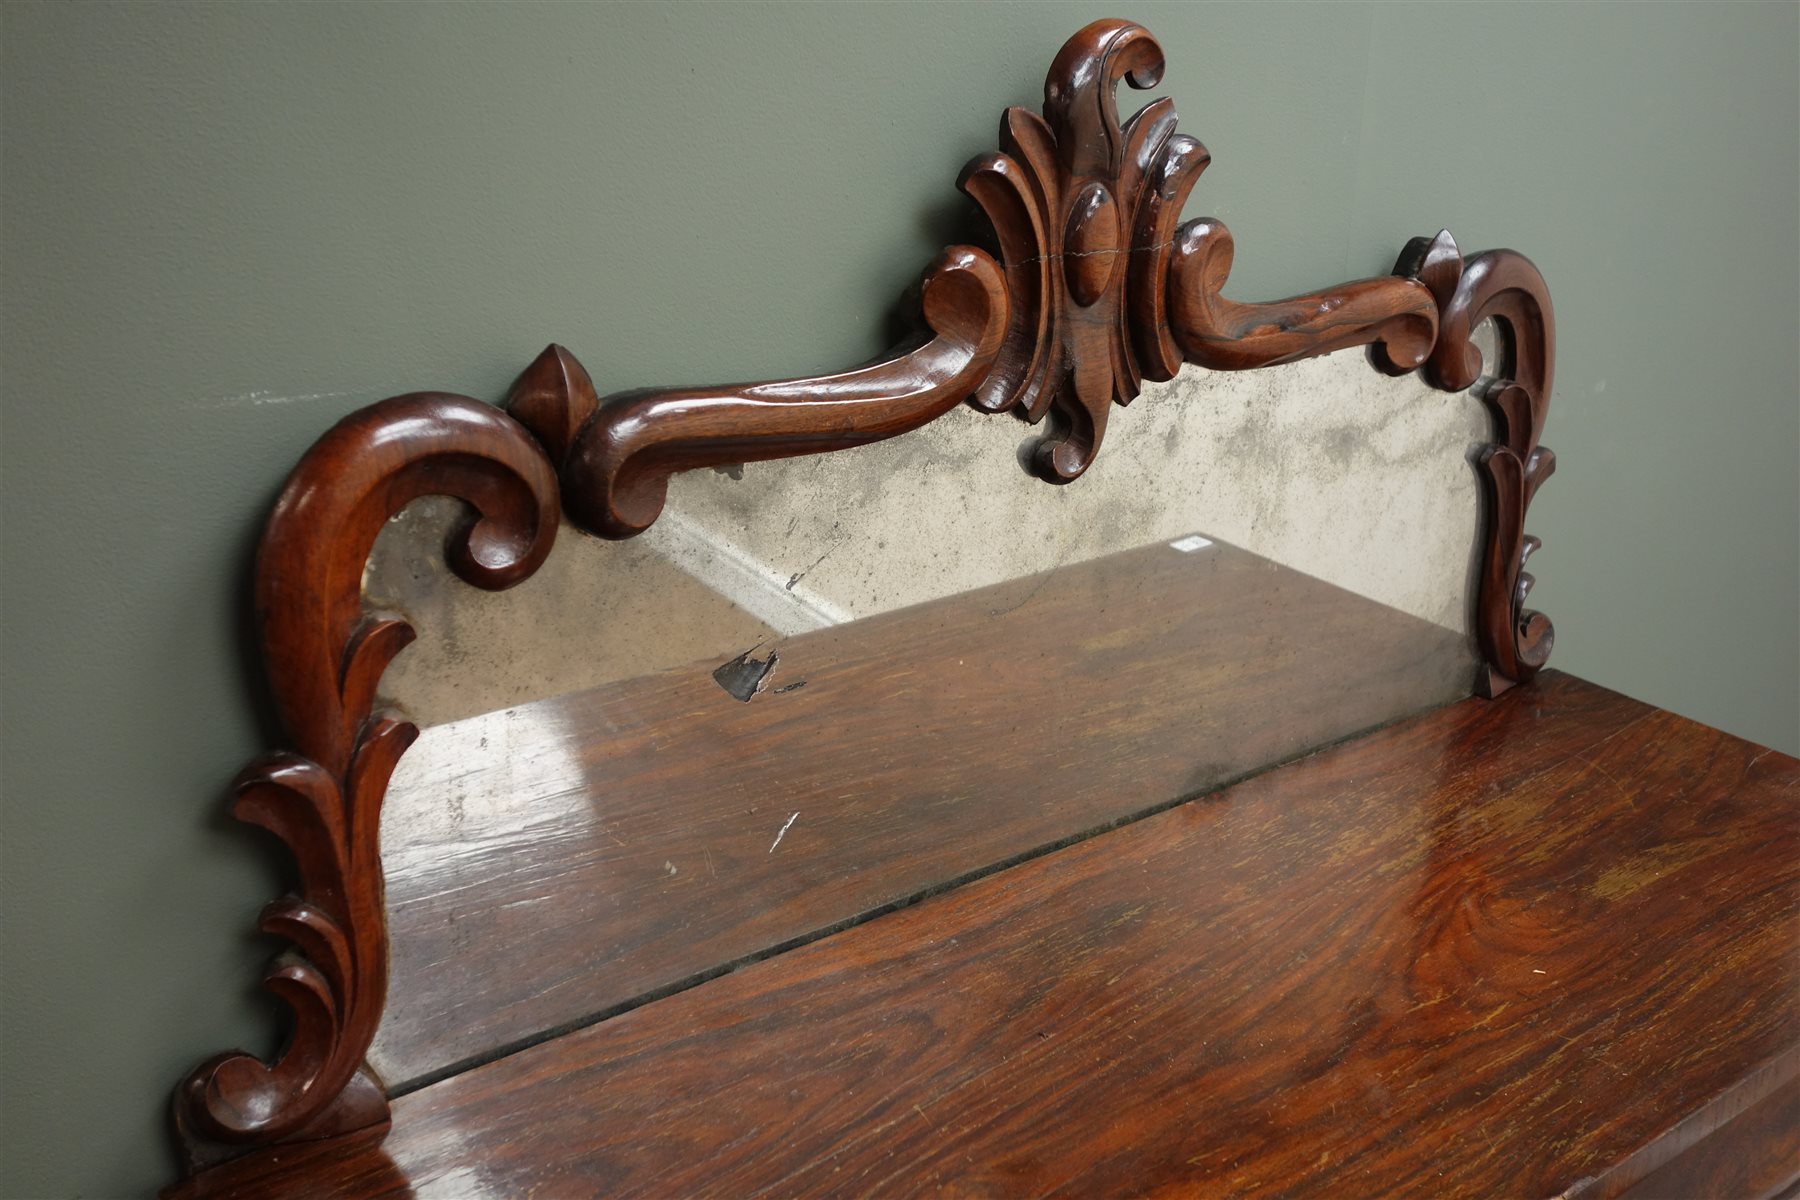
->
[359, 320, 1499, 1095]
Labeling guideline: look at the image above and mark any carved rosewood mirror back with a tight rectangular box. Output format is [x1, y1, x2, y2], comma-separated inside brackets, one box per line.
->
[172, 19, 1552, 1180]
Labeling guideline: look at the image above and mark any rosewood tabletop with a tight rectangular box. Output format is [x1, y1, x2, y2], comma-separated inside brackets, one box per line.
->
[167, 671, 1800, 1200]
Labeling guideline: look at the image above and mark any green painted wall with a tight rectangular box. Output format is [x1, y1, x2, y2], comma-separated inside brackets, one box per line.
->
[3, 2, 1794, 1195]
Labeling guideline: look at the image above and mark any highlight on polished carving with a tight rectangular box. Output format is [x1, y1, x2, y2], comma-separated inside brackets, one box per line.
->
[172, 397, 560, 1173]
[956, 18, 1444, 482]
[956, 18, 1198, 481]
[1395, 231, 1556, 696]
[516, 246, 1008, 540]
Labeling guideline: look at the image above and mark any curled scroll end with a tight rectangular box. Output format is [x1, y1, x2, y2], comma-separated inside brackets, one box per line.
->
[1045, 20, 1167, 176]
[586, 455, 670, 544]
[441, 424, 563, 593]
[1029, 350, 1113, 484]
[567, 245, 1009, 542]
[1517, 610, 1555, 674]
[1164, 217, 1234, 358]
[1511, 532, 1554, 675]
[920, 244, 1010, 363]
[1372, 229, 1463, 378]
[1477, 611, 1554, 699]
[176, 955, 342, 1151]
[1033, 420, 1096, 484]
[176, 1060, 390, 1176]
[1047, 19, 1168, 108]
[1363, 304, 1440, 379]
[447, 504, 558, 594]
[506, 343, 600, 469]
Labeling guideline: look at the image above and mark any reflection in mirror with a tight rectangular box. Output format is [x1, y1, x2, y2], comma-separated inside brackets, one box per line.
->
[370, 338, 1495, 725]
[366, 344, 1491, 1091]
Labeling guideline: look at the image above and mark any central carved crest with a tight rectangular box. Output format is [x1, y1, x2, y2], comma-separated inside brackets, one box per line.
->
[959, 19, 1209, 481]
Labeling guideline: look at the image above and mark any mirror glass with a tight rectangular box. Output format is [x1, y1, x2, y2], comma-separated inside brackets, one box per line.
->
[365, 337, 1492, 1091]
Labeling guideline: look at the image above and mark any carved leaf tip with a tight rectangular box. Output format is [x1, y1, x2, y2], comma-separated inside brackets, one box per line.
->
[1046, 20, 1168, 178]
[506, 343, 600, 468]
[1052, 19, 1168, 99]
[1395, 230, 1462, 283]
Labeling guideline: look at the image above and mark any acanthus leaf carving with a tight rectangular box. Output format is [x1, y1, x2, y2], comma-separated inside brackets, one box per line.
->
[958, 18, 1201, 481]
[957, 19, 1444, 483]
[1395, 232, 1556, 695]
[954, 19, 1550, 692]
[173, 395, 560, 1174]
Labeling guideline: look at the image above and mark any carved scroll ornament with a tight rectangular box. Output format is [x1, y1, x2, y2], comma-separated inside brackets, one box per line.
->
[511, 246, 1009, 539]
[1399, 232, 1556, 695]
[173, 16, 1554, 1178]
[172, 398, 561, 1172]
[170, 244, 1007, 1175]
[957, 18, 1440, 481]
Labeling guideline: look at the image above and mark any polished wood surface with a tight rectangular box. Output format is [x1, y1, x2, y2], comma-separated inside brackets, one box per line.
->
[171, 15, 1568, 1180]
[172, 395, 561, 1173]
[168, 672, 1799, 1198]
[1399, 231, 1558, 696]
[1166, 217, 1439, 376]
[1574, 1069, 1800, 1200]
[532, 246, 1007, 539]
[956, 18, 1444, 484]
[367, 538, 1474, 1090]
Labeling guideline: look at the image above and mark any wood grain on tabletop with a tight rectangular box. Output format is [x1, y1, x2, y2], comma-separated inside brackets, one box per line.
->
[174, 670, 1798, 1199]
[370, 536, 1476, 1088]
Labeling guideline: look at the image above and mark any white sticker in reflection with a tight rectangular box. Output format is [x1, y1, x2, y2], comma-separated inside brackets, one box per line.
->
[1169, 534, 1214, 553]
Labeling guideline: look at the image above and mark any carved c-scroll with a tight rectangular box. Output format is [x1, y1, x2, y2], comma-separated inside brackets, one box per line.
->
[955, 18, 1551, 693]
[1395, 231, 1556, 696]
[510, 246, 1008, 539]
[957, 18, 1444, 481]
[173, 396, 560, 1173]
